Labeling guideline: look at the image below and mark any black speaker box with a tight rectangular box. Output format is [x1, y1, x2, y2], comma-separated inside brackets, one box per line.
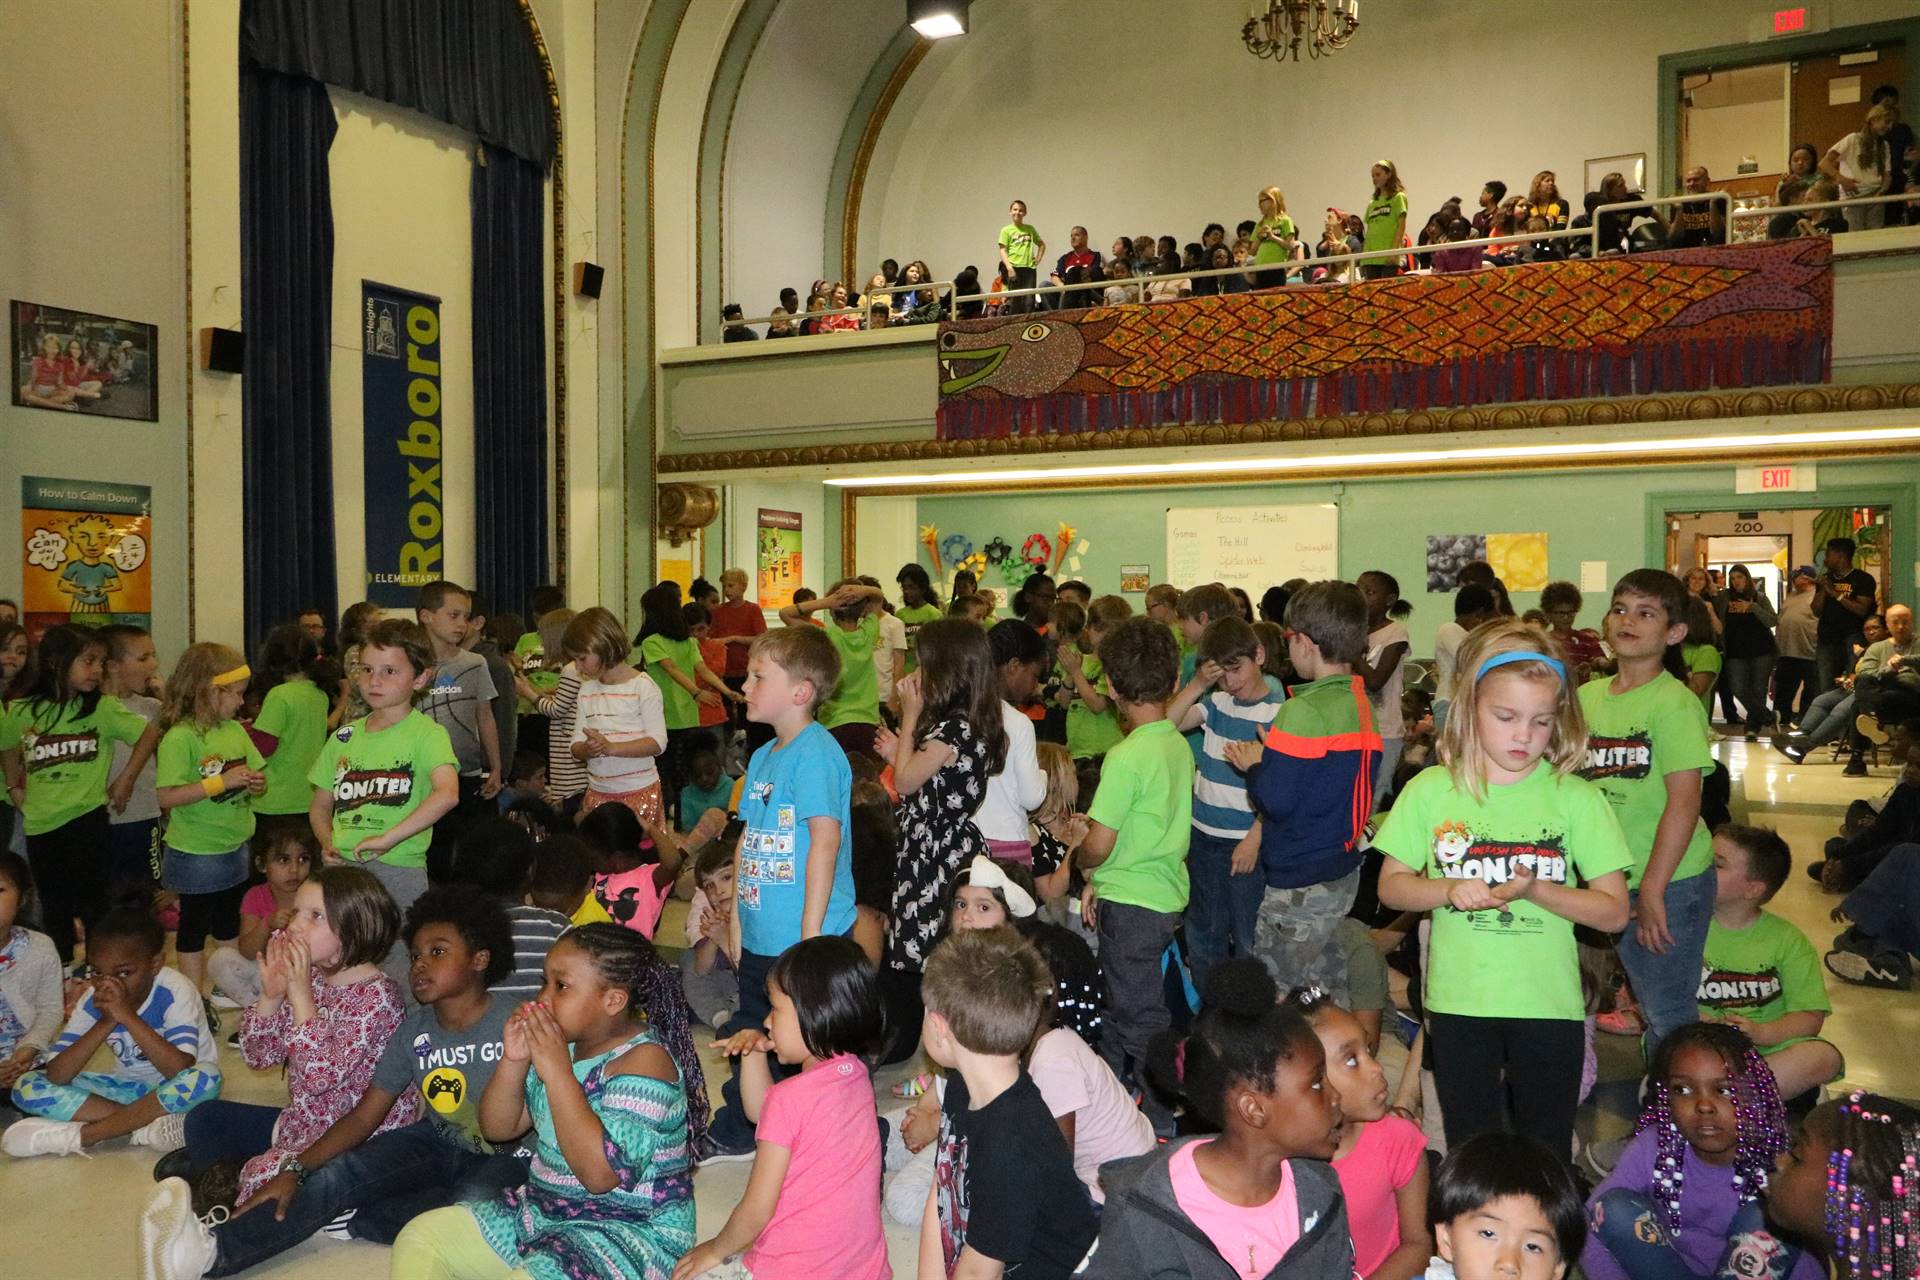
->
[200, 327, 244, 373]
[574, 262, 604, 298]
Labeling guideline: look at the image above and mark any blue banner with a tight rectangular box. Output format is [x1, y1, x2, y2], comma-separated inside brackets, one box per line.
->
[361, 281, 443, 607]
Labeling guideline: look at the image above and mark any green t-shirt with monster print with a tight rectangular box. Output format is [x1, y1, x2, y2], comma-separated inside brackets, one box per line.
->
[308, 710, 457, 868]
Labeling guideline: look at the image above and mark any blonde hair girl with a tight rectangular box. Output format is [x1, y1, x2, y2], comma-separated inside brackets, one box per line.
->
[1435, 620, 1588, 801]
[1030, 741, 1086, 901]
[156, 641, 268, 996]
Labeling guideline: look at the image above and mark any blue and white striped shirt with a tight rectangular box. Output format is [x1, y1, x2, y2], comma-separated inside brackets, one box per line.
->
[1193, 688, 1284, 838]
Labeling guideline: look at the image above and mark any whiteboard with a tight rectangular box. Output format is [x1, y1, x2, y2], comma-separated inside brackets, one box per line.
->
[1165, 505, 1339, 593]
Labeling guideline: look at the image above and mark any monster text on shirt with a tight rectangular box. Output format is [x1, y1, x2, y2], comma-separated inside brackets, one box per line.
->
[332, 766, 416, 812]
[1697, 964, 1783, 1008]
[22, 730, 99, 773]
[1583, 733, 1653, 782]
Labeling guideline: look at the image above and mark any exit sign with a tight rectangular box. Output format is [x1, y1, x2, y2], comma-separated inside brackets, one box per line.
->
[1753, 1, 1829, 40]
[1736, 463, 1817, 493]
[1774, 7, 1807, 33]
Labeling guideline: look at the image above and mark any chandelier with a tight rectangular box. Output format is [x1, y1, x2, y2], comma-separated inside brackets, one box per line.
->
[1243, 0, 1360, 62]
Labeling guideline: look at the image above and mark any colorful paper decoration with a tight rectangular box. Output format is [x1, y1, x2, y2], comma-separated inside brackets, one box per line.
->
[1021, 532, 1051, 568]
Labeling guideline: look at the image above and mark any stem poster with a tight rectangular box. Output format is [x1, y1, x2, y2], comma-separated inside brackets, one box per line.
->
[756, 509, 802, 610]
[19, 475, 153, 641]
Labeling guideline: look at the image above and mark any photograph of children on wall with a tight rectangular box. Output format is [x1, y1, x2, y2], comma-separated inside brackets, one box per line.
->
[11, 300, 157, 421]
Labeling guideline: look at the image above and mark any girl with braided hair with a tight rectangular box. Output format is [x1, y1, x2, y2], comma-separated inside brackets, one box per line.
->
[390, 923, 700, 1280]
[1584, 1021, 1818, 1280]
[1765, 1090, 1920, 1280]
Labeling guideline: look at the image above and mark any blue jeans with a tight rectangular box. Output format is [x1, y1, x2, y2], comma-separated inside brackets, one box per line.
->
[1617, 870, 1716, 1052]
[706, 948, 785, 1150]
[1797, 689, 1854, 746]
[1590, 1189, 1804, 1279]
[206, 1119, 527, 1274]
[1184, 830, 1263, 991]
[1815, 640, 1857, 705]
[1843, 843, 1920, 958]
[182, 1099, 281, 1177]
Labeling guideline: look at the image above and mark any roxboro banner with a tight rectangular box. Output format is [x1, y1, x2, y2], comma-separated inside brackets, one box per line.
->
[934, 238, 1833, 441]
[362, 280, 444, 607]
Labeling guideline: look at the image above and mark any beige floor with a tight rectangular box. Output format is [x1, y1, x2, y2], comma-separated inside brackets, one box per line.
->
[4, 735, 1914, 1278]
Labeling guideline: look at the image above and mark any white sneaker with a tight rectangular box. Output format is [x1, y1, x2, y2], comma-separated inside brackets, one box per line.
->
[131, 1111, 188, 1151]
[141, 1177, 221, 1280]
[206, 990, 242, 1011]
[1, 1117, 86, 1158]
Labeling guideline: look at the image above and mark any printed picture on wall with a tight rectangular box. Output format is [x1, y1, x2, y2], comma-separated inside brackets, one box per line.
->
[1426, 534, 1487, 592]
[1119, 564, 1151, 593]
[756, 509, 803, 610]
[11, 300, 157, 421]
[1426, 531, 1551, 593]
[19, 475, 153, 642]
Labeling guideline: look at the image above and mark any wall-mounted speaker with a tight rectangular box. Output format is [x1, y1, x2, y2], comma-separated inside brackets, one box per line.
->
[573, 262, 604, 298]
[199, 327, 245, 373]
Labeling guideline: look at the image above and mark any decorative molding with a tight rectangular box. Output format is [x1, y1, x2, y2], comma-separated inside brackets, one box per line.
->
[181, 0, 195, 638]
[658, 383, 1920, 475]
[841, 36, 931, 287]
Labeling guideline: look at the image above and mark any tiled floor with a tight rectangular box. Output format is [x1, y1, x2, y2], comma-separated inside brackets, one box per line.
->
[5, 734, 1915, 1278]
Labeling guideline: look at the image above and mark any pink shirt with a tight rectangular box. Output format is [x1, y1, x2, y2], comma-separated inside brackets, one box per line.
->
[1333, 1114, 1427, 1275]
[239, 882, 279, 922]
[746, 1053, 890, 1280]
[1026, 1027, 1155, 1202]
[1168, 1140, 1303, 1277]
[594, 866, 669, 939]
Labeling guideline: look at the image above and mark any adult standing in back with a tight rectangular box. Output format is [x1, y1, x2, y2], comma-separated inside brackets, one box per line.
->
[1821, 102, 1898, 231]
[1772, 566, 1819, 728]
[1717, 564, 1778, 736]
[1813, 537, 1880, 696]
[997, 199, 1045, 316]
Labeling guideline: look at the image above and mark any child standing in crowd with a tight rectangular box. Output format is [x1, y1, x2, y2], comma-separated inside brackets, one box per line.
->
[389, 925, 697, 1280]
[997, 198, 1045, 315]
[1061, 594, 1132, 770]
[894, 563, 943, 672]
[1083, 958, 1355, 1280]
[921, 928, 1099, 1279]
[1225, 582, 1376, 1000]
[1356, 571, 1413, 806]
[566, 607, 669, 825]
[99, 623, 163, 890]
[639, 585, 733, 819]
[1376, 620, 1631, 1157]
[1697, 825, 1843, 1099]
[248, 623, 332, 847]
[415, 581, 504, 865]
[7, 905, 220, 1157]
[1579, 569, 1719, 1052]
[1583, 1022, 1815, 1280]
[0, 622, 28, 850]
[1426, 1133, 1588, 1280]
[1169, 616, 1283, 989]
[1764, 1090, 1920, 1280]
[513, 584, 567, 741]
[155, 643, 267, 1005]
[208, 828, 315, 1009]
[676, 936, 888, 1280]
[169, 866, 414, 1201]
[880, 618, 998, 988]
[0, 623, 160, 962]
[1539, 581, 1607, 685]
[781, 580, 887, 758]
[1362, 160, 1409, 280]
[518, 608, 587, 811]
[688, 604, 732, 739]
[1078, 615, 1193, 1122]
[0, 851, 62, 1094]
[307, 618, 459, 976]
[708, 626, 856, 1160]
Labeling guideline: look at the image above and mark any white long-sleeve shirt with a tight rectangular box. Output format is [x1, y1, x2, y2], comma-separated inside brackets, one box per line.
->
[974, 701, 1047, 843]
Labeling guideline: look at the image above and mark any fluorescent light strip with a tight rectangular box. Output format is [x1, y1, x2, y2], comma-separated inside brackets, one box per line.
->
[824, 425, 1920, 487]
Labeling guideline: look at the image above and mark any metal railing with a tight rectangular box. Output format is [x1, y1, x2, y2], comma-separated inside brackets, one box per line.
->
[729, 281, 955, 331]
[1726, 189, 1920, 232]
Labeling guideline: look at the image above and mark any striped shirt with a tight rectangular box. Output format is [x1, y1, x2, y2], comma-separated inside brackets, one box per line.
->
[538, 664, 588, 804]
[499, 905, 571, 999]
[571, 671, 667, 794]
[1193, 687, 1284, 839]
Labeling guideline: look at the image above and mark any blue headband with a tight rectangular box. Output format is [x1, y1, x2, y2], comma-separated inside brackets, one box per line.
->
[1475, 650, 1566, 683]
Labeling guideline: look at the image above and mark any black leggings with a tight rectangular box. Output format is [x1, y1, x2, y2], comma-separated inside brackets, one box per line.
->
[176, 879, 249, 953]
[27, 805, 111, 964]
[1428, 1011, 1584, 1162]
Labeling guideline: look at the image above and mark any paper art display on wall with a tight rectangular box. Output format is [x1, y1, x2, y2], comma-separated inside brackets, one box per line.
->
[1426, 535, 1487, 593]
[12, 300, 158, 421]
[1427, 532, 1550, 592]
[20, 475, 153, 641]
[1120, 565, 1150, 593]
[756, 509, 803, 610]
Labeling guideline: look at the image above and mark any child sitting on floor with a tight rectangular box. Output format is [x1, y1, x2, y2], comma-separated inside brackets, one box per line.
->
[580, 801, 682, 940]
[0, 851, 62, 1094]
[1763, 1090, 1920, 1280]
[527, 833, 614, 927]
[681, 838, 741, 1031]
[207, 827, 315, 1010]
[1425, 1132, 1587, 1280]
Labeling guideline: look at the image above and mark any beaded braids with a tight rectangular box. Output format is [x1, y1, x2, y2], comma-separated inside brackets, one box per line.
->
[1635, 1023, 1788, 1237]
[563, 923, 711, 1148]
[1824, 1091, 1920, 1280]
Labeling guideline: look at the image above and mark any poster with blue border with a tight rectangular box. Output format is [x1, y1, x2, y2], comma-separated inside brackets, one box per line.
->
[362, 281, 443, 607]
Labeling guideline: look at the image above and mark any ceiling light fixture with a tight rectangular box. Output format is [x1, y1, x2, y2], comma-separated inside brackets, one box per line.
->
[907, 0, 968, 39]
[1244, 0, 1360, 62]
[823, 425, 1920, 487]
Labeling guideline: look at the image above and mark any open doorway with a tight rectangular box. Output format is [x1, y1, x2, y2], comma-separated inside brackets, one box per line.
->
[1665, 504, 1891, 604]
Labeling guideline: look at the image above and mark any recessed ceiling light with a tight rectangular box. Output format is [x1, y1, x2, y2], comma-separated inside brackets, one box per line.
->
[908, 0, 968, 39]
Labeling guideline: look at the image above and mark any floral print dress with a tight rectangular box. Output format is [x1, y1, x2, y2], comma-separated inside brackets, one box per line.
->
[887, 711, 990, 973]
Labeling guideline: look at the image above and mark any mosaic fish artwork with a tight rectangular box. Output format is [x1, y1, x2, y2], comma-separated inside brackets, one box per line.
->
[935, 238, 1833, 440]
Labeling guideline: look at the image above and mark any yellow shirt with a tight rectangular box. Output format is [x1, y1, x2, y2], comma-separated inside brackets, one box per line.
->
[570, 894, 615, 927]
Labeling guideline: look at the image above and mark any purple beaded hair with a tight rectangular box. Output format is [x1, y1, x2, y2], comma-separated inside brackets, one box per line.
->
[1635, 1022, 1788, 1237]
[1821, 1091, 1920, 1280]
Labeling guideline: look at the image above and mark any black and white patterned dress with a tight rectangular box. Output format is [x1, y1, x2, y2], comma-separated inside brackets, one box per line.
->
[887, 711, 989, 972]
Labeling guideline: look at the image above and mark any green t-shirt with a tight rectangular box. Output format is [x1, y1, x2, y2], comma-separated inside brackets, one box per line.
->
[156, 720, 266, 854]
[1363, 191, 1410, 254]
[1065, 655, 1124, 760]
[998, 221, 1041, 270]
[819, 616, 881, 729]
[1576, 672, 1715, 889]
[1086, 719, 1194, 913]
[639, 634, 703, 731]
[896, 603, 942, 674]
[307, 710, 458, 868]
[253, 677, 332, 816]
[1697, 912, 1831, 1058]
[0, 694, 150, 835]
[1252, 214, 1297, 265]
[1375, 761, 1632, 1020]
[1682, 643, 1722, 714]
[514, 631, 559, 714]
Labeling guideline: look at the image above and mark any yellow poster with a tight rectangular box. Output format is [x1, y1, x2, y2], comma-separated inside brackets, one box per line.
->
[1485, 532, 1550, 592]
[20, 475, 152, 640]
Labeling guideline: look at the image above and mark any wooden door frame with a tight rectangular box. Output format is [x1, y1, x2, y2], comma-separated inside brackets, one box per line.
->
[1657, 18, 1920, 196]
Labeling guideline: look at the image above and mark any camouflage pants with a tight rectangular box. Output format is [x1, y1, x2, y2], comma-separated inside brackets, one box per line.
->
[1254, 868, 1361, 1002]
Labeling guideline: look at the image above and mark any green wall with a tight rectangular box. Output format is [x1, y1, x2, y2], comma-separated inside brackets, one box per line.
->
[914, 460, 1915, 656]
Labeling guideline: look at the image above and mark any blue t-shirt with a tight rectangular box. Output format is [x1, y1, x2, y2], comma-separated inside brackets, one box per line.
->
[1193, 687, 1284, 838]
[736, 721, 855, 955]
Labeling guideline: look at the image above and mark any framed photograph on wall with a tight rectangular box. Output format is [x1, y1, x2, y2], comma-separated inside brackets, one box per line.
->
[11, 300, 158, 422]
[1584, 153, 1647, 196]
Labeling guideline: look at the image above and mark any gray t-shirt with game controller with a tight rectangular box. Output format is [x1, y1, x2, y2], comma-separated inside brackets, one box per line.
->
[372, 992, 517, 1152]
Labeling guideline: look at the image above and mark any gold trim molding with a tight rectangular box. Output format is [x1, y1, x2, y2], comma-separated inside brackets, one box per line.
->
[660, 383, 1920, 475]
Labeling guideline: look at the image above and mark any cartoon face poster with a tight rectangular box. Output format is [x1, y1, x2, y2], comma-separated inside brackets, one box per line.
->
[19, 475, 152, 641]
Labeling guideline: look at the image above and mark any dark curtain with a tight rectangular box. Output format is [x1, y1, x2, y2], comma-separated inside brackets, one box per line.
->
[240, 64, 339, 653]
[471, 145, 549, 621]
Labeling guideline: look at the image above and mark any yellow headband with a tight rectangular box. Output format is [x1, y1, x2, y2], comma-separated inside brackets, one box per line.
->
[211, 664, 252, 687]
